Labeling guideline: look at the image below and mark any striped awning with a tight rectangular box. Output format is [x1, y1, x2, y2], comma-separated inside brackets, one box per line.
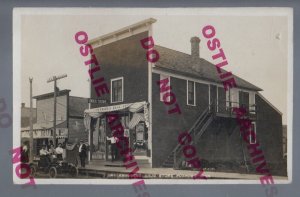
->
[129, 113, 145, 129]
[84, 101, 147, 114]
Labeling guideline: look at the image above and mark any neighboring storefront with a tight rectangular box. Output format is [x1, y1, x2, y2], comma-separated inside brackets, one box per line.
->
[21, 90, 89, 160]
[84, 101, 150, 162]
[21, 124, 68, 158]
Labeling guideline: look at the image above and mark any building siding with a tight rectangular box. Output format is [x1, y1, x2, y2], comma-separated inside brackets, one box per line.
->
[36, 95, 67, 125]
[68, 117, 88, 143]
[21, 107, 37, 128]
[90, 32, 149, 108]
[255, 94, 285, 175]
[151, 73, 284, 175]
[151, 73, 209, 167]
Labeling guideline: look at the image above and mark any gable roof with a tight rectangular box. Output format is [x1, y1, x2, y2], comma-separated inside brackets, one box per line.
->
[33, 89, 71, 100]
[21, 121, 67, 131]
[87, 18, 156, 48]
[154, 45, 262, 91]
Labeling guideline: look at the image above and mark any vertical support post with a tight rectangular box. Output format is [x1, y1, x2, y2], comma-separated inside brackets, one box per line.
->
[88, 64, 91, 162]
[173, 151, 177, 169]
[53, 77, 57, 147]
[47, 74, 67, 147]
[29, 78, 33, 162]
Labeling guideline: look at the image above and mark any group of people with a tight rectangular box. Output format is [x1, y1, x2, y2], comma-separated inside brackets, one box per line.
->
[39, 143, 65, 160]
[22, 136, 117, 168]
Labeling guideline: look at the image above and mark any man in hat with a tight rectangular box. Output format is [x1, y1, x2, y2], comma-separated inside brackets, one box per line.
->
[78, 139, 87, 168]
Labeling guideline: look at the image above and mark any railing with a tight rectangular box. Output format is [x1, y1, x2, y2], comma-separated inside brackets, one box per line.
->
[173, 103, 214, 169]
[172, 100, 257, 169]
[211, 99, 257, 120]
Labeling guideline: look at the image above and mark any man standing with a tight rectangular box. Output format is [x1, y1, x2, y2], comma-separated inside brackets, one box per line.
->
[21, 141, 29, 163]
[78, 140, 87, 168]
[107, 135, 118, 162]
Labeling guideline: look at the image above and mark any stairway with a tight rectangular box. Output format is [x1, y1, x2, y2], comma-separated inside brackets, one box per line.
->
[162, 105, 214, 168]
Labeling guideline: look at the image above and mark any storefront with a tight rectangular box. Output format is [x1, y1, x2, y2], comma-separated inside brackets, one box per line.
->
[21, 127, 68, 158]
[84, 101, 150, 162]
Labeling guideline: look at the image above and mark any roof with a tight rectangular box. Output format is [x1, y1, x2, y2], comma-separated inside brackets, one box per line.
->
[257, 92, 282, 115]
[69, 96, 89, 117]
[33, 89, 71, 100]
[21, 121, 67, 131]
[87, 18, 157, 46]
[154, 45, 262, 91]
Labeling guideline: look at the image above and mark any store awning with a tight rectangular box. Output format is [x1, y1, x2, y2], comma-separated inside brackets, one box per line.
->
[21, 128, 68, 139]
[129, 113, 145, 129]
[84, 101, 147, 114]
[21, 121, 67, 131]
[84, 101, 149, 130]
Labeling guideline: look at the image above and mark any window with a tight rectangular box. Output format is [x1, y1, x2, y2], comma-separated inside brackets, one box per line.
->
[230, 88, 239, 108]
[239, 91, 250, 108]
[250, 122, 257, 144]
[111, 77, 123, 103]
[249, 92, 256, 112]
[187, 80, 196, 106]
[159, 74, 170, 102]
[226, 88, 230, 108]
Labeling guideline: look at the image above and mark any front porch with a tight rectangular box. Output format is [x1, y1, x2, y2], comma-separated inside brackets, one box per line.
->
[78, 160, 287, 180]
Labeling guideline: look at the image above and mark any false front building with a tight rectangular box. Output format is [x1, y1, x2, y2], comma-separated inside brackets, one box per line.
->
[83, 18, 285, 175]
[21, 90, 88, 157]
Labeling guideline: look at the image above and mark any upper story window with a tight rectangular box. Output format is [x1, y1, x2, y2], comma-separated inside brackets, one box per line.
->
[111, 77, 123, 103]
[159, 74, 170, 102]
[249, 92, 256, 111]
[187, 80, 196, 106]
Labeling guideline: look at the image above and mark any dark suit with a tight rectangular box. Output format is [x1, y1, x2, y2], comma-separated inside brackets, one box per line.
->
[79, 144, 87, 168]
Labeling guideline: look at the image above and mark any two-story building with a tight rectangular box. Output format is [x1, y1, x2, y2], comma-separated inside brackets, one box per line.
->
[83, 18, 285, 175]
[21, 89, 88, 157]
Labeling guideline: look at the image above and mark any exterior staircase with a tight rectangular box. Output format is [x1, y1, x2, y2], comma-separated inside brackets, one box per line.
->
[162, 105, 214, 168]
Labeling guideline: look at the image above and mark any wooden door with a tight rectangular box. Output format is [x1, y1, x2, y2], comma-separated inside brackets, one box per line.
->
[239, 91, 249, 109]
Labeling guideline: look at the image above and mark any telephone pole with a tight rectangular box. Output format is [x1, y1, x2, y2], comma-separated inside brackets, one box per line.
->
[29, 77, 33, 162]
[47, 74, 67, 147]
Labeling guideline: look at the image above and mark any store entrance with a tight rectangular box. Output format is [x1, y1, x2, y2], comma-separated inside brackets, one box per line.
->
[90, 117, 106, 160]
[90, 111, 149, 162]
[131, 121, 148, 156]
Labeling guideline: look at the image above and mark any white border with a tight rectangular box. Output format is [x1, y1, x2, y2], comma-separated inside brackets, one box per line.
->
[13, 7, 293, 185]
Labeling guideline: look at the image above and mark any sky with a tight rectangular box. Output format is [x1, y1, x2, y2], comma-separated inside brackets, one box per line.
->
[18, 8, 291, 124]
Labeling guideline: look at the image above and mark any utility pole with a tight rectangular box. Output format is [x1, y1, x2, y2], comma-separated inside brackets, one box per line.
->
[47, 74, 67, 147]
[29, 77, 33, 162]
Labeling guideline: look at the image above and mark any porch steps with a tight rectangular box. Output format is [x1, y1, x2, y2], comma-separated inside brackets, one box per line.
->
[161, 105, 214, 168]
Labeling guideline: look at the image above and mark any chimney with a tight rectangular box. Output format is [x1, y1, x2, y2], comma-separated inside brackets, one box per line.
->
[190, 36, 200, 58]
[21, 103, 25, 108]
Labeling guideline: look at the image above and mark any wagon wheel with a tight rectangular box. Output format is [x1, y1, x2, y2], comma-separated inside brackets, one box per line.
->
[69, 165, 78, 177]
[49, 167, 57, 178]
[29, 164, 37, 177]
